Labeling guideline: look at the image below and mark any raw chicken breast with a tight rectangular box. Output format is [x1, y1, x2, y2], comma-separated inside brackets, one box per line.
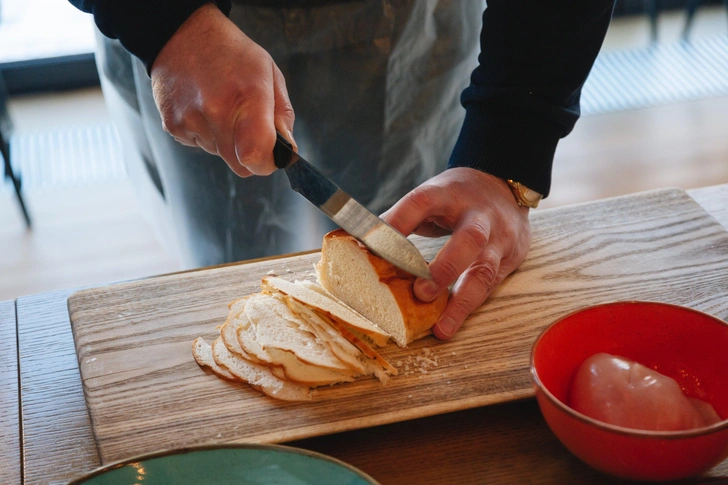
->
[569, 353, 721, 431]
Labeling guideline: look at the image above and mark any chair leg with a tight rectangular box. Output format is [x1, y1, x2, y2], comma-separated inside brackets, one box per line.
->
[683, 0, 701, 41]
[645, 0, 659, 43]
[1, 133, 32, 228]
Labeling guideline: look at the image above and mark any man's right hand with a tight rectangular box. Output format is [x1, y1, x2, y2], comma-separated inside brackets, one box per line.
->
[150, 3, 295, 177]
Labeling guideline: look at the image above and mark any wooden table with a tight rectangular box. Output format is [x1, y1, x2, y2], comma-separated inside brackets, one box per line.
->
[11, 185, 728, 485]
[0, 300, 20, 485]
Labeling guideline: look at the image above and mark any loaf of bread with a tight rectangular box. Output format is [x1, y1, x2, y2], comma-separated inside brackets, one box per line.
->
[316, 229, 448, 347]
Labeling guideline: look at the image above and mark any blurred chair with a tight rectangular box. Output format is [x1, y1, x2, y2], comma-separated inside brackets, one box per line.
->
[0, 72, 32, 227]
[645, 0, 660, 42]
[644, 0, 728, 42]
[683, 0, 728, 39]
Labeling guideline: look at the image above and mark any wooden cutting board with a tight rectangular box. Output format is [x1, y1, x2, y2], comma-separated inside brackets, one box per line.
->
[68, 188, 728, 464]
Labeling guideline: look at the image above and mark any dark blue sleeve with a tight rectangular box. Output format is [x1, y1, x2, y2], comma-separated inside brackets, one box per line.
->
[68, 1, 233, 74]
[448, 0, 615, 197]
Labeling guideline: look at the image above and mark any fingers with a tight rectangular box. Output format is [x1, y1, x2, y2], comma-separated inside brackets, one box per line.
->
[433, 247, 503, 340]
[175, 114, 217, 154]
[414, 213, 494, 332]
[150, 12, 292, 178]
[166, 97, 267, 178]
[228, 62, 295, 176]
[428, 214, 491, 290]
[381, 185, 446, 237]
[272, 64, 297, 151]
[231, 84, 277, 176]
[411, 216, 493, 303]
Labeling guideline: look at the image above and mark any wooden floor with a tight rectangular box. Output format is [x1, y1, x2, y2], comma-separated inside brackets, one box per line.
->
[0, 183, 179, 300]
[544, 95, 728, 209]
[1, 88, 181, 301]
[1, 8, 728, 301]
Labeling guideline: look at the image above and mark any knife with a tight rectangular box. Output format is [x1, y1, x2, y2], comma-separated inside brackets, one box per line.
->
[273, 131, 432, 280]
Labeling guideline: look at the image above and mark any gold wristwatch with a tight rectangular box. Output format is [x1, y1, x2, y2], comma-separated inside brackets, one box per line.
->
[505, 179, 542, 209]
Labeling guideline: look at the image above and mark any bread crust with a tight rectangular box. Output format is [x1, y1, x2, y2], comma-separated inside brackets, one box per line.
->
[323, 229, 448, 345]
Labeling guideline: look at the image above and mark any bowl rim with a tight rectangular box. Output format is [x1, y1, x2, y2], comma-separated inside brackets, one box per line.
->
[530, 300, 728, 439]
[65, 442, 382, 485]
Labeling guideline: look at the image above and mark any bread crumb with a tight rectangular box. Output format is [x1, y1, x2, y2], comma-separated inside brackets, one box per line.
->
[451, 351, 456, 356]
[266, 270, 276, 276]
[415, 355, 438, 367]
[397, 349, 440, 376]
[408, 394, 413, 398]
[464, 365, 469, 369]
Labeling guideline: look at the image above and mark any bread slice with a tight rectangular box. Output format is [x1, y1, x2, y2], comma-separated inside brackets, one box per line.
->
[282, 295, 366, 374]
[284, 293, 396, 382]
[262, 276, 390, 347]
[316, 229, 448, 347]
[210, 337, 311, 401]
[245, 292, 354, 373]
[192, 337, 237, 382]
[220, 318, 288, 380]
[220, 319, 258, 363]
[234, 293, 358, 386]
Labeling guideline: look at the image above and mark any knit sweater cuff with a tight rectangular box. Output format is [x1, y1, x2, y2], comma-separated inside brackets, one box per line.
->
[448, 103, 562, 198]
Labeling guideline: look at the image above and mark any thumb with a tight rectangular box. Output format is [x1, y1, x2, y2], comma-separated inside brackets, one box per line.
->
[272, 64, 297, 152]
[413, 277, 440, 303]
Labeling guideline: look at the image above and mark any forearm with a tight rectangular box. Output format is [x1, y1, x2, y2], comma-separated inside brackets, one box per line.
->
[449, 0, 615, 197]
[68, 0, 232, 73]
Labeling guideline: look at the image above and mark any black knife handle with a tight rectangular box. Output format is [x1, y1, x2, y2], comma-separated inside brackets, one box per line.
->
[273, 131, 297, 169]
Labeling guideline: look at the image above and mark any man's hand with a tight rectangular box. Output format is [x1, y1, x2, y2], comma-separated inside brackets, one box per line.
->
[150, 4, 295, 177]
[381, 168, 532, 340]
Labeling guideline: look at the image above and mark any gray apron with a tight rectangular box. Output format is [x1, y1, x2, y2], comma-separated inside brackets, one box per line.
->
[97, 0, 484, 269]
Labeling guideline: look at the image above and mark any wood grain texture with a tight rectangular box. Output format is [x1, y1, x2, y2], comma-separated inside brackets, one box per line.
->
[17, 289, 101, 485]
[690, 185, 728, 232]
[0, 300, 20, 485]
[66, 187, 728, 465]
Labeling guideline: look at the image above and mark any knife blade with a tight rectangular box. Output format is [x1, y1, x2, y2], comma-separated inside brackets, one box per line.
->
[273, 131, 432, 280]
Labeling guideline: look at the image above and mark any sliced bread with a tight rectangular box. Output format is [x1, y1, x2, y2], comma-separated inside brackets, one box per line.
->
[232, 295, 357, 386]
[262, 276, 390, 347]
[316, 229, 448, 347]
[192, 337, 237, 382]
[210, 337, 311, 401]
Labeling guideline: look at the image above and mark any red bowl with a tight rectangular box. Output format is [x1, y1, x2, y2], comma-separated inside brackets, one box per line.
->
[531, 301, 728, 481]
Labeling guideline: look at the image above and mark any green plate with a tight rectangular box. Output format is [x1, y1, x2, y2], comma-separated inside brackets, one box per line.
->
[68, 444, 381, 485]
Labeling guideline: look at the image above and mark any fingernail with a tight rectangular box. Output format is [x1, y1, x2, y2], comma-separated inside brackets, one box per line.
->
[437, 317, 457, 338]
[415, 279, 439, 302]
[286, 129, 299, 152]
